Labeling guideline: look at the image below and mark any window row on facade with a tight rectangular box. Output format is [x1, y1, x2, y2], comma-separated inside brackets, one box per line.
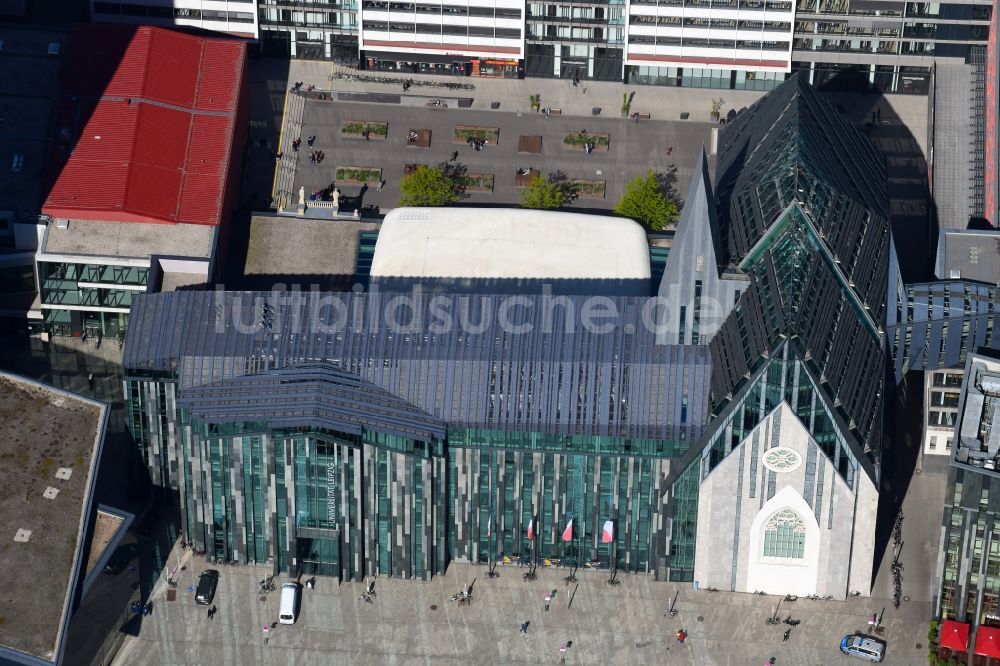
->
[629, 36, 790, 50]
[362, 22, 522, 37]
[361, 1, 522, 17]
[93, 3, 255, 22]
[629, 16, 791, 30]
[630, 0, 792, 9]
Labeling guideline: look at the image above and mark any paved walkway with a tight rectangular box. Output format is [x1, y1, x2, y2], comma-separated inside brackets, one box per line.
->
[280, 59, 929, 158]
[116, 553, 928, 666]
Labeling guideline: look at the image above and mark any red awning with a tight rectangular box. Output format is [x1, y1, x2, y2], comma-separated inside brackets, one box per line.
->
[976, 626, 1000, 658]
[940, 620, 971, 652]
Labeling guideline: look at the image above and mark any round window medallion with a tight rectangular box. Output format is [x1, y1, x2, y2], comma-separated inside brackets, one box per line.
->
[762, 447, 802, 473]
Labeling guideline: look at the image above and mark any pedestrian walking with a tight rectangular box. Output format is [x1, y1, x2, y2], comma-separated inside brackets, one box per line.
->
[871, 110, 876, 123]
[87, 373, 94, 390]
[307, 135, 316, 147]
[450, 150, 458, 162]
[676, 628, 687, 644]
[377, 179, 385, 192]
[877, 106, 882, 121]
[782, 628, 791, 642]
[520, 621, 530, 634]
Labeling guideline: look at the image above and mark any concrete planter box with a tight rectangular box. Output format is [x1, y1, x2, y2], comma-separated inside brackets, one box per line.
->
[562, 133, 610, 151]
[335, 166, 382, 184]
[341, 121, 388, 140]
[462, 173, 495, 193]
[453, 126, 500, 145]
[570, 179, 606, 199]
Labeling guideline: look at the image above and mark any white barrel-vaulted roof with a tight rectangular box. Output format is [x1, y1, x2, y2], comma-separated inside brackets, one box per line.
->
[370, 207, 651, 280]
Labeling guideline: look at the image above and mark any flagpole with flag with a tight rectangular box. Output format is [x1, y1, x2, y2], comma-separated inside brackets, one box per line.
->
[602, 519, 617, 582]
[562, 518, 574, 542]
[525, 515, 537, 580]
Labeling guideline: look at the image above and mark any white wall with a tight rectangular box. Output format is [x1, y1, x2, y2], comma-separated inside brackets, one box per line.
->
[694, 402, 876, 597]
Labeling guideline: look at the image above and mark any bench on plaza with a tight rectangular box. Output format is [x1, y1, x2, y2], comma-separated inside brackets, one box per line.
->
[548, 108, 562, 116]
[636, 113, 651, 120]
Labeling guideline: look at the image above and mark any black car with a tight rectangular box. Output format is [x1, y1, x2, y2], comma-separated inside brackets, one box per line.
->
[196, 569, 219, 605]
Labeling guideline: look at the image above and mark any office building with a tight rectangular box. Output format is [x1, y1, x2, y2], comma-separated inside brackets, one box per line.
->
[934, 349, 1000, 661]
[252, 0, 989, 91]
[924, 370, 963, 456]
[627, 0, 990, 92]
[0, 371, 108, 666]
[37, 24, 247, 339]
[987, 0, 999, 227]
[523, 1, 626, 81]
[90, 0, 259, 39]
[359, 0, 525, 77]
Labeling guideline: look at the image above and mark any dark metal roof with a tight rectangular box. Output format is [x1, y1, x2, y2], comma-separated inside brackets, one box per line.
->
[124, 290, 712, 440]
[178, 362, 447, 442]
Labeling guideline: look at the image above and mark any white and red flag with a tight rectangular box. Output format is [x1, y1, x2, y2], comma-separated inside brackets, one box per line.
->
[527, 517, 535, 541]
[562, 519, 574, 542]
[602, 520, 614, 544]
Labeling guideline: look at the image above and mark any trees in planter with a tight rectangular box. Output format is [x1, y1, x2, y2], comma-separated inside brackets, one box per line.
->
[521, 173, 574, 209]
[399, 164, 464, 207]
[615, 169, 679, 231]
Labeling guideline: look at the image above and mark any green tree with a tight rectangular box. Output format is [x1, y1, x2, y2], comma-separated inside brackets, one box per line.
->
[615, 169, 679, 231]
[399, 164, 462, 207]
[521, 174, 572, 209]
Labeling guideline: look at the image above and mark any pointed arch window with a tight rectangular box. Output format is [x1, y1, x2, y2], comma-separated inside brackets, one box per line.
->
[762, 508, 806, 558]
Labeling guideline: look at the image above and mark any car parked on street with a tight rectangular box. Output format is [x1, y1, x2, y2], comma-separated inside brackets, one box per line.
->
[196, 569, 219, 605]
[840, 634, 886, 662]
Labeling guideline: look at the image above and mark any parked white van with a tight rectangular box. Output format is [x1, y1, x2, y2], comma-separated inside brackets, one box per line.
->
[279, 582, 301, 625]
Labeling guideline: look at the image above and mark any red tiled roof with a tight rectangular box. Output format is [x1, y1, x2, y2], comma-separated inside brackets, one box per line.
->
[940, 620, 971, 653]
[976, 626, 1000, 658]
[43, 25, 245, 226]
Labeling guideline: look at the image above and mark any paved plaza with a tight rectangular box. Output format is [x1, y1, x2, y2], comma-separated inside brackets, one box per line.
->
[272, 95, 716, 216]
[114, 551, 930, 666]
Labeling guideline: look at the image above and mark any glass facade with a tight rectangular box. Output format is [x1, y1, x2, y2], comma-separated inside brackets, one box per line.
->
[702, 341, 859, 487]
[709, 75, 890, 459]
[39, 260, 147, 337]
[125, 372, 689, 580]
[938, 467, 1000, 627]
